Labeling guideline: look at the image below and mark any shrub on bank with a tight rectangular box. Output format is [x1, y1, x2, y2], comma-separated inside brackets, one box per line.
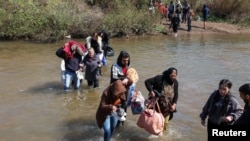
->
[0, 0, 249, 42]
[0, 1, 103, 42]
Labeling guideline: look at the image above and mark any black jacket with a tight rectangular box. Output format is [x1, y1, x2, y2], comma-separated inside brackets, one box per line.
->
[144, 75, 178, 104]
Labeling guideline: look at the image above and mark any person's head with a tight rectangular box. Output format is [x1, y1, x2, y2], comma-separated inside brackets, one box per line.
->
[162, 67, 177, 85]
[88, 47, 95, 58]
[117, 50, 130, 67]
[92, 32, 99, 41]
[98, 31, 109, 40]
[218, 79, 232, 96]
[111, 80, 127, 101]
[239, 83, 250, 105]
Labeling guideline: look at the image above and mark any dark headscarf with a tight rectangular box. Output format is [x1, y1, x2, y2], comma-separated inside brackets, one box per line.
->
[162, 67, 177, 85]
[117, 50, 130, 67]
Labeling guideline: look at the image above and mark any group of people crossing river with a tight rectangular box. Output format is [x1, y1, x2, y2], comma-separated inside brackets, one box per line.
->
[56, 28, 249, 141]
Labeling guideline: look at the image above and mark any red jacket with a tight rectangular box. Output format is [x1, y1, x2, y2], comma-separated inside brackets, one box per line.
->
[63, 40, 87, 59]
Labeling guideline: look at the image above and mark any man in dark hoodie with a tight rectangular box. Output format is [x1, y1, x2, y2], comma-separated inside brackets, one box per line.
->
[144, 67, 179, 133]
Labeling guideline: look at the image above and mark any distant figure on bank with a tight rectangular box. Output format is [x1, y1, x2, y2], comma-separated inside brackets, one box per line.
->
[186, 5, 194, 32]
[169, 13, 180, 37]
[175, 0, 182, 27]
[182, 1, 189, 23]
[168, 0, 175, 21]
[202, 4, 210, 29]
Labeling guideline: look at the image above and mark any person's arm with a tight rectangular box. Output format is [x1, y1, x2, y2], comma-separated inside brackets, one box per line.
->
[224, 96, 243, 123]
[97, 36, 103, 52]
[170, 80, 179, 112]
[200, 91, 216, 126]
[110, 64, 119, 83]
[144, 77, 154, 92]
[110, 64, 125, 83]
[144, 76, 158, 97]
[60, 60, 65, 71]
[86, 36, 91, 49]
[172, 80, 179, 104]
[100, 90, 115, 113]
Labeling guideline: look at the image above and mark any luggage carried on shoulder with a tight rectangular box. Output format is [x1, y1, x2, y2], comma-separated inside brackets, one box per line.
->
[55, 40, 87, 59]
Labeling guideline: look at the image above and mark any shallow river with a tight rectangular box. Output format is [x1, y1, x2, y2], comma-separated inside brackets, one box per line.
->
[0, 33, 250, 141]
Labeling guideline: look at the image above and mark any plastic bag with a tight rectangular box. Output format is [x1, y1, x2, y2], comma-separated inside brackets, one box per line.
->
[131, 91, 145, 115]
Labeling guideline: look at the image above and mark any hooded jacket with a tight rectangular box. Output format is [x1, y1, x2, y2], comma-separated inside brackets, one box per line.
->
[110, 51, 130, 84]
[200, 90, 243, 125]
[96, 80, 127, 128]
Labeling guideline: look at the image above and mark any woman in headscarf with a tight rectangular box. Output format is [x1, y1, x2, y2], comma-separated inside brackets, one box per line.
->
[144, 67, 179, 132]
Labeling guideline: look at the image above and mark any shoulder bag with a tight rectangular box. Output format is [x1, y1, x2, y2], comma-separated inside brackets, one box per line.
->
[136, 98, 165, 135]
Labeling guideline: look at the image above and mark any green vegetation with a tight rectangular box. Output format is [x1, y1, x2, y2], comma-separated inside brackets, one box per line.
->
[0, 0, 249, 42]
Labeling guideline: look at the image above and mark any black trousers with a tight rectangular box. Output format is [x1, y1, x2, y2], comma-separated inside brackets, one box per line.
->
[187, 18, 192, 31]
[87, 80, 99, 88]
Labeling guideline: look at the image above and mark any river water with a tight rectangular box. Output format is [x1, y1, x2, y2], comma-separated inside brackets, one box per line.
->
[0, 33, 249, 141]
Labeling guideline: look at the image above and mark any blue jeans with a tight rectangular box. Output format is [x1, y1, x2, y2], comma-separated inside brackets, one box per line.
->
[103, 114, 118, 141]
[64, 69, 80, 90]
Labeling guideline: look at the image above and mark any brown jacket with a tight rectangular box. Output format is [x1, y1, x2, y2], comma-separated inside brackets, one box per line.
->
[96, 80, 127, 128]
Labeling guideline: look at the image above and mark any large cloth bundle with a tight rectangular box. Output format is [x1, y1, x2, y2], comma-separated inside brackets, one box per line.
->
[62, 40, 87, 59]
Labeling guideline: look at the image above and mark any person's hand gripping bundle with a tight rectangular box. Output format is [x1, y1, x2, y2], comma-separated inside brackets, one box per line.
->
[111, 105, 127, 121]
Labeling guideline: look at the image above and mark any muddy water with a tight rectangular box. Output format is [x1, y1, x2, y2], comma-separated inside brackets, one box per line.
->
[0, 33, 250, 141]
